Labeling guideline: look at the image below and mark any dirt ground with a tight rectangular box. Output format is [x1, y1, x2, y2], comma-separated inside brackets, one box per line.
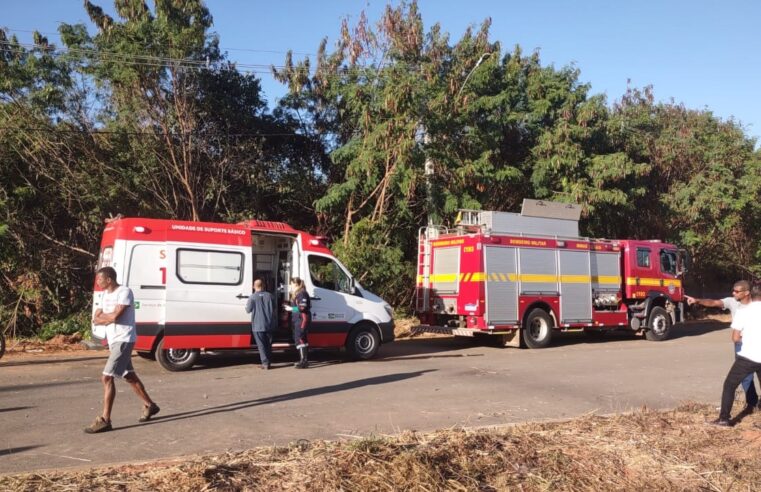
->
[2, 403, 761, 491]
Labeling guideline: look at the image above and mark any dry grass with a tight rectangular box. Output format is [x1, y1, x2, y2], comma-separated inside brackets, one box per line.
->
[4, 403, 761, 491]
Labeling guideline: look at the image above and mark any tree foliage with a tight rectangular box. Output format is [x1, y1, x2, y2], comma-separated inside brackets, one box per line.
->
[1, 0, 759, 336]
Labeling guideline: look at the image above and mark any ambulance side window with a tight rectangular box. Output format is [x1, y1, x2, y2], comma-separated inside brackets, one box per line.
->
[660, 250, 677, 276]
[176, 248, 244, 285]
[308, 255, 352, 295]
[636, 248, 651, 268]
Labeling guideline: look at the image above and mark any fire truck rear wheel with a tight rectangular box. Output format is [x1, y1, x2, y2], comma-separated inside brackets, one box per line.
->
[346, 323, 380, 360]
[522, 309, 553, 349]
[156, 338, 199, 371]
[645, 306, 671, 341]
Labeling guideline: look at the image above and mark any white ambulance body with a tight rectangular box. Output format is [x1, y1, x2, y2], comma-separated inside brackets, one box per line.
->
[94, 217, 395, 370]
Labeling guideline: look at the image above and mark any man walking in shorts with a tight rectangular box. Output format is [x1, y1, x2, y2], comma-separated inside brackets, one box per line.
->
[85, 266, 159, 433]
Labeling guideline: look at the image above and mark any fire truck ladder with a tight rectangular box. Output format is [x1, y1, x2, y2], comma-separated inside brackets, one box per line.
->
[416, 226, 445, 312]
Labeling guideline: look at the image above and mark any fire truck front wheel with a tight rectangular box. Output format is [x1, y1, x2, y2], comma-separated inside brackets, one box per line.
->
[645, 306, 671, 341]
[346, 323, 380, 360]
[522, 309, 553, 349]
[156, 338, 199, 371]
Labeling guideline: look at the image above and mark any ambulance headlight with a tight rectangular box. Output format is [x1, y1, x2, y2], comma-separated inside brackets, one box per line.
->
[383, 303, 394, 319]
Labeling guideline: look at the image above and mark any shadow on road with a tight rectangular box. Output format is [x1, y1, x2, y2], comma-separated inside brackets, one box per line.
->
[0, 379, 87, 394]
[1, 445, 43, 456]
[190, 349, 345, 371]
[667, 320, 728, 340]
[114, 370, 436, 431]
[0, 355, 106, 368]
[0, 406, 34, 413]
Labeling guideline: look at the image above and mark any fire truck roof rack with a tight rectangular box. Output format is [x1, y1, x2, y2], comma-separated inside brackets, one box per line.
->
[455, 199, 583, 238]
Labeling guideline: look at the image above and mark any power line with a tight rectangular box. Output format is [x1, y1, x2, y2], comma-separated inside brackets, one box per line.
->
[0, 26, 319, 57]
[0, 42, 398, 79]
[0, 125, 313, 138]
[0, 38, 474, 80]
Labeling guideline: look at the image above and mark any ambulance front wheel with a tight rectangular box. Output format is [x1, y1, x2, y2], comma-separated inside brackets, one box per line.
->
[156, 338, 199, 371]
[346, 323, 380, 360]
[645, 306, 671, 341]
[522, 308, 553, 349]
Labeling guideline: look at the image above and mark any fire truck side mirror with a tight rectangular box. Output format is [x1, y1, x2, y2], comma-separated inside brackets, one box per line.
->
[678, 249, 690, 275]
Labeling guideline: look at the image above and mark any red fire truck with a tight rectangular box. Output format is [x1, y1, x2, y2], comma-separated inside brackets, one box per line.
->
[415, 200, 687, 347]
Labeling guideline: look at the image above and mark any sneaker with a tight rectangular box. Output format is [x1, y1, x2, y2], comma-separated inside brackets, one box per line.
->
[138, 402, 160, 422]
[708, 418, 734, 427]
[742, 405, 755, 415]
[84, 416, 112, 434]
[260, 364, 270, 370]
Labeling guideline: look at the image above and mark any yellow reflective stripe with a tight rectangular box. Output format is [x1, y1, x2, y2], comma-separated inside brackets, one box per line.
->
[559, 275, 589, 283]
[470, 272, 486, 282]
[625, 277, 682, 287]
[499, 273, 507, 281]
[519, 274, 558, 283]
[429, 273, 459, 283]
[592, 275, 621, 284]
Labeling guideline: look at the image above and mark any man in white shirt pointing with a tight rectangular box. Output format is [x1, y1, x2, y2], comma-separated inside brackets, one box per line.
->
[710, 283, 761, 426]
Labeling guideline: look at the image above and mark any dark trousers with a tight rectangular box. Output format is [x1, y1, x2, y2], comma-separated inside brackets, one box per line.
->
[719, 355, 761, 420]
[291, 319, 308, 348]
[735, 343, 759, 406]
[253, 331, 273, 366]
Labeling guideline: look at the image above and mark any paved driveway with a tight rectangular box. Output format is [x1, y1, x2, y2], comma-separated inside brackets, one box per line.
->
[0, 321, 737, 474]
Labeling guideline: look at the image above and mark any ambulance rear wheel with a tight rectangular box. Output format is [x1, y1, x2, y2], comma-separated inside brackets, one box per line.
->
[346, 324, 380, 360]
[522, 309, 553, 349]
[645, 306, 671, 341]
[156, 338, 199, 371]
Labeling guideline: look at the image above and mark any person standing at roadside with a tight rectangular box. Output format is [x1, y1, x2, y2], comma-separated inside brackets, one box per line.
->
[686, 280, 759, 413]
[285, 277, 311, 369]
[246, 278, 276, 370]
[86, 267, 159, 433]
[710, 283, 761, 426]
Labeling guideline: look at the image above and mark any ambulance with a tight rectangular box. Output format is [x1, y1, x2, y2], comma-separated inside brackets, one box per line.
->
[93, 217, 395, 370]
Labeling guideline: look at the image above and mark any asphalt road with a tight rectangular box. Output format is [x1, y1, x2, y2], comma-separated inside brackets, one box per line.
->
[0, 321, 741, 474]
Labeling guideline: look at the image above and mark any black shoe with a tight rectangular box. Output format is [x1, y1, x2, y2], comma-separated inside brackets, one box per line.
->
[708, 418, 734, 427]
[742, 404, 755, 415]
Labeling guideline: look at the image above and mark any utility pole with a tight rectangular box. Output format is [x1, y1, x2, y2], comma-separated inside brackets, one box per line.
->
[422, 52, 492, 227]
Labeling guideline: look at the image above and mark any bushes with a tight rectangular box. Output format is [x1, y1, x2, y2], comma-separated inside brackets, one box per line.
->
[37, 311, 90, 341]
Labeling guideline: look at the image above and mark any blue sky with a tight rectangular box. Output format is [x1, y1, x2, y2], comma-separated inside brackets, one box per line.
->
[3, 1, 760, 142]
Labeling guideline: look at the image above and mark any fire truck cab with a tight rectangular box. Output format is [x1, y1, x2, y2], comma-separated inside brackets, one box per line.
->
[93, 217, 395, 370]
[415, 200, 687, 348]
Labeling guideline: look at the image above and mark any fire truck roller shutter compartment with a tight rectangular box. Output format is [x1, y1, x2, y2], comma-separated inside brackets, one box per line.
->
[590, 251, 622, 301]
[518, 248, 558, 295]
[558, 250, 593, 322]
[484, 246, 519, 324]
[431, 246, 460, 314]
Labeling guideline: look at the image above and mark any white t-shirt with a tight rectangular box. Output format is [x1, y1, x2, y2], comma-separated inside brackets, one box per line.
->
[731, 301, 761, 363]
[98, 286, 136, 344]
[721, 297, 750, 319]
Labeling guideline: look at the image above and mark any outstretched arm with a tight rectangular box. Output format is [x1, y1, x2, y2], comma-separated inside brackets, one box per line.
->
[684, 296, 724, 308]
